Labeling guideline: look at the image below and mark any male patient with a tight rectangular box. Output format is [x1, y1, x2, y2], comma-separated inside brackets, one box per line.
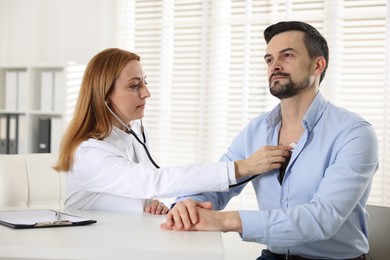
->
[161, 21, 378, 260]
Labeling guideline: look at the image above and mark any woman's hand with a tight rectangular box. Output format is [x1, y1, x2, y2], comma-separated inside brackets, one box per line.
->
[144, 199, 169, 215]
[234, 145, 292, 178]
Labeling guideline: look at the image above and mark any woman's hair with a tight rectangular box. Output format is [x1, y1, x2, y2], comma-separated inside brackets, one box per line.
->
[264, 21, 329, 84]
[53, 48, 140, 172]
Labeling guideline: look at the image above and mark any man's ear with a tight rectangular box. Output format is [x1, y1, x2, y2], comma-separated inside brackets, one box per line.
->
[314, 56, 326, 76]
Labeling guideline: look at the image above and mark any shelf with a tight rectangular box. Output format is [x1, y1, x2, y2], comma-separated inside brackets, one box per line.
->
[0, 63, 84, 154]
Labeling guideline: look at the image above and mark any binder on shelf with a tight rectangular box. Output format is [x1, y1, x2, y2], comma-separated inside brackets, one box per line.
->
[37, 118, 51, 153]
[40, 71, 54, 112]
[37, 117, 51, 153]
[5, 71, 18, 111]
[0, 115, 8, 154]
[50, 117, 63, 154]
[7, 114, 19, 154]
[53, 70, 65, 112]
[17, 114, 27, 154]
[17, 71, 28, 111]
[0, 209, 97, 229]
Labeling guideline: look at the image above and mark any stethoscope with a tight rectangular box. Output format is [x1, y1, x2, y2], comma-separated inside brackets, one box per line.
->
[104, 100, 267, 189]
[105, 100, 160, 169]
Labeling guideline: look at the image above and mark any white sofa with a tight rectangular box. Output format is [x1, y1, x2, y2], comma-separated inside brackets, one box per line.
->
[0, 153, 65, 210]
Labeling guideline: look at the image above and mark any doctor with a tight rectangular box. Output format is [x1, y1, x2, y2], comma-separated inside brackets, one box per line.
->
[53, 48, 291, 214]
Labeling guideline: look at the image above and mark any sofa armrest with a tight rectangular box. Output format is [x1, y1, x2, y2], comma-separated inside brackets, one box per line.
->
[0, 153, 65, 210]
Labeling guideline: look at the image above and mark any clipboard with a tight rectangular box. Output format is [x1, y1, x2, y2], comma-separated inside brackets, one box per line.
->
[0, 209, 97, 229]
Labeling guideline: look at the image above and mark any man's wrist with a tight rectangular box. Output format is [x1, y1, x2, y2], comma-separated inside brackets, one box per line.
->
[220, 211, 243, 233]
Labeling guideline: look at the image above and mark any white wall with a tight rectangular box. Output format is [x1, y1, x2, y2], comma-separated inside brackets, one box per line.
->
[0, 0, 115, 64]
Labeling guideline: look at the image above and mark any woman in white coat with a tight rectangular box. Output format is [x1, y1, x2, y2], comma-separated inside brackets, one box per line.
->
[53, 48, 290, 214]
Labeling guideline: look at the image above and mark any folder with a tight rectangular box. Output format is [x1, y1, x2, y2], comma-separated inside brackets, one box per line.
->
[7, 114, 19, 154]
[17, 71, 28, 111]
[37, 117, 51, 153]
[50, 117, 63, 154]
[0, 114, 8, 154]
[0, 209, 97, 229]
[17, 114, 27, 154]
[53, 70, 65, 112]
[40, 71, 54, 112]
[5, 71, 18, 111]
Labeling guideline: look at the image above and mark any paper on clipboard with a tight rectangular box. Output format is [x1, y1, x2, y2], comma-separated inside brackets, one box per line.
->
[0, 209, 97, 229]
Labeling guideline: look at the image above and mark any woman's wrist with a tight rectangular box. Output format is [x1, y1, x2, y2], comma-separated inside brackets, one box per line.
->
[234, 160, 249, 179]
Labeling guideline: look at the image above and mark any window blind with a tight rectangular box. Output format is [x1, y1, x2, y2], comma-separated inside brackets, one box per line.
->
[330, 0, 389, 206]
[115, 0, 389, 207]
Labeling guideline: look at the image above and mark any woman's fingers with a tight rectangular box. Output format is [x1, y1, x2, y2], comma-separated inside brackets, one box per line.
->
[145, 199, 169, 215]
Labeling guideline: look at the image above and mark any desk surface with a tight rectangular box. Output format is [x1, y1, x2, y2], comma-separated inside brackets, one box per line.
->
[0, 210, 224, 260]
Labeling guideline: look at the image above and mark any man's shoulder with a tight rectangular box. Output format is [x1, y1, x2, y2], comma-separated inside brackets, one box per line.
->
[326, 102, 370, 125]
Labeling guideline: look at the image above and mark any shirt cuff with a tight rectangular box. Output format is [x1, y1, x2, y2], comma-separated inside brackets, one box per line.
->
[226, 161, 237, 185]
[239, 210, 266, 243]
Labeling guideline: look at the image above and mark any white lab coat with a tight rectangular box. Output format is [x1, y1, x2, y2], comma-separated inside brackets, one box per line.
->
[65, 121, 235, 212]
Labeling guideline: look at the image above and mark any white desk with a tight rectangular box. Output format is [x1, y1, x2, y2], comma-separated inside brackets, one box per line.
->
[0, 210, 224, 260]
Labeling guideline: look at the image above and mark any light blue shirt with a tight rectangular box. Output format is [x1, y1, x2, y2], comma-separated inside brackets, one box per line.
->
[179, 92, 378, 259]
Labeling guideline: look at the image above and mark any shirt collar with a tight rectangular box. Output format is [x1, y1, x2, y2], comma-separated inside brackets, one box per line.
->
[265, 92, 328, 132]
[302, 92, 328, 131]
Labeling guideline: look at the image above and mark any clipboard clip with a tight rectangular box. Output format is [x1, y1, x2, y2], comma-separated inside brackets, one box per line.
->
[34, 220, 73, 227]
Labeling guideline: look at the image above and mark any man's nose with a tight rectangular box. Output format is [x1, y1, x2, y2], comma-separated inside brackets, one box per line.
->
[270, 60, 282, 73]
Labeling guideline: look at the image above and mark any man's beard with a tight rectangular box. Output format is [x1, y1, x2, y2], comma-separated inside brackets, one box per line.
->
[269, 74, 311, 99]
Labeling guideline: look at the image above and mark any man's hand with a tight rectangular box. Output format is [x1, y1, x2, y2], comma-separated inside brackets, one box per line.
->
[160, 198, 242, 233]
[160, 199, 212, 230]
[144, 199, 169, 215]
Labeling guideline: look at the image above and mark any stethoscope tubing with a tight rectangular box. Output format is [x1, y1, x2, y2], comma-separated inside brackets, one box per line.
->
[105, 100, 160, 169]
[229, 175, 257, 188]
[127, 128, 160, 169]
